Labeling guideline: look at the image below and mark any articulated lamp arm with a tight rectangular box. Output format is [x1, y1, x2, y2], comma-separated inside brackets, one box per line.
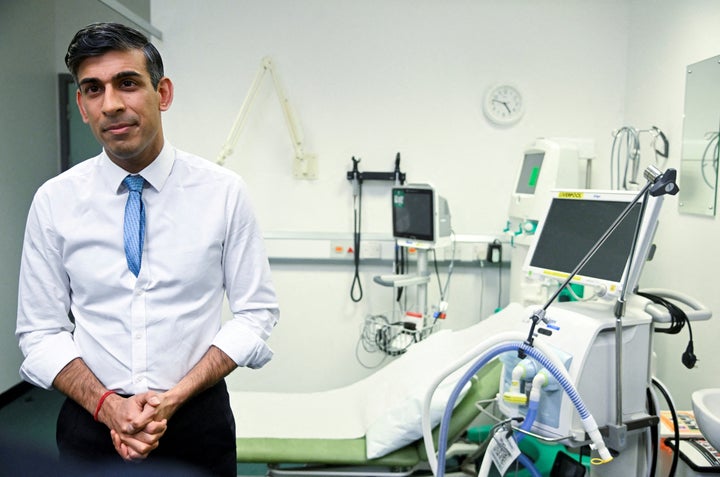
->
[216, 58, 269, 166]
[216, 57, 317, 179]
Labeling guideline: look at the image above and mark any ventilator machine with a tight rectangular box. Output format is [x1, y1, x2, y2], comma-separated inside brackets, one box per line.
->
[422, 152, 712, 477]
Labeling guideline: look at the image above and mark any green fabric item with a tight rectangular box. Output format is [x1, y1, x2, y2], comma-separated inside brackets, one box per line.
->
[237, 437, 419, 466]
[236, 359, 502, 466]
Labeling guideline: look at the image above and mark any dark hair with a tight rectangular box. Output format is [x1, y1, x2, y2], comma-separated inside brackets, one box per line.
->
[65, 22, 164, 89]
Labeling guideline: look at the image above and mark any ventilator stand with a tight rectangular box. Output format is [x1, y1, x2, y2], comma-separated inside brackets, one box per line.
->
[416, 248, 430, 329]
[371, 246, 434, 348]
[521, 165, 678, 475]
[600, 168, 677, 476]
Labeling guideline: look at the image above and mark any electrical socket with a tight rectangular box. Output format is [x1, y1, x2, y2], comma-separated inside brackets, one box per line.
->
[361, 241, 382, 259]
[474, 243, 489, 262]
[329, 240, 354, 259]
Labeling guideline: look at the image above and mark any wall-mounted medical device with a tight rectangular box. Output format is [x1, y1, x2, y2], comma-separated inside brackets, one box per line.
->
[508, 138, 594, 305]
[508, 137, 595, 246]
[523, 189, 663, 298]
[392, 184, 452, 250]
[375, 184, 453, 332]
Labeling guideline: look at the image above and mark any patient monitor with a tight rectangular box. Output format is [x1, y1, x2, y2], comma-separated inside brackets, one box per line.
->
[508, 138, 595, 304]
[374, 184, 452, 331]
[392, 183, 451, 250]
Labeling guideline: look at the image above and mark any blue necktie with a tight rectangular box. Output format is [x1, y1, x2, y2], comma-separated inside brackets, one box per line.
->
[123, 175, 145, 277]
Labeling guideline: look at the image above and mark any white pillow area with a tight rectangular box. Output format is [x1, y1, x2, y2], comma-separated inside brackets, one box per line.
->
[365, 304, 525, 458]
[363, 334, 472, 458]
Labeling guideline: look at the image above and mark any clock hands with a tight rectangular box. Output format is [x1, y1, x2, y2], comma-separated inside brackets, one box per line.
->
[492, 98, 512, 114]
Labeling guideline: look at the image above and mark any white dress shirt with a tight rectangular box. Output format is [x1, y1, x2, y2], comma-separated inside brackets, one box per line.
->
[16, 144, 279, 395]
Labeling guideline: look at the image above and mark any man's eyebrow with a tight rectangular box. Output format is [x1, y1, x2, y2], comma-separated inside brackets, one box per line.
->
[78, 70, 143, 87]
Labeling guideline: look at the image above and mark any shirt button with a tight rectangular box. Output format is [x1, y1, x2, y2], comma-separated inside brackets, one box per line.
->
[134, 333, 142, 340]
[135, 376, 143, 383]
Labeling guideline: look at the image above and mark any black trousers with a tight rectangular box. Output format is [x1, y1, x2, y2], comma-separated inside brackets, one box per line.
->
[56, 380, 236, 477]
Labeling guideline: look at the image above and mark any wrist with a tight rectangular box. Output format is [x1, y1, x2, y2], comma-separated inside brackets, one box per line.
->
[161, 387, 185, 416]
[93, 390, 117, 421]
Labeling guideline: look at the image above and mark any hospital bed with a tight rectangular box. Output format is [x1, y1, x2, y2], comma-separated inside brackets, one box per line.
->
[229, 306, 517, 477]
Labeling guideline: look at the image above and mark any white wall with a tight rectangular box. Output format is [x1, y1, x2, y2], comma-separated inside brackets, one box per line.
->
[152, 0, 641, 393]
[153, 0, 629, 237]
[623, 0, 720, 409]
[0, 0, 58, 394]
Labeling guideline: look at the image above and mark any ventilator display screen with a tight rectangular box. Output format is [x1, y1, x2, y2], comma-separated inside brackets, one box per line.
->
[528, 196, 640, 282]
[515, 152, 545, 195]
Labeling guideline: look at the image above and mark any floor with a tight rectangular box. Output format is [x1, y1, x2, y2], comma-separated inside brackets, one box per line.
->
[0, 383, 63, 455]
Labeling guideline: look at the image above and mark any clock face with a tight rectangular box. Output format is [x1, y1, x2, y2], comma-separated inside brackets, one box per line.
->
[483, 84, 524, 126]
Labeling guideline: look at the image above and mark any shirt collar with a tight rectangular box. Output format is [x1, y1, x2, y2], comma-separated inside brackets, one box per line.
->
[104, 143, 175, 193]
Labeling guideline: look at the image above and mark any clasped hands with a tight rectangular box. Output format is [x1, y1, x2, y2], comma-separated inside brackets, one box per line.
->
[99, 391, 175, 461]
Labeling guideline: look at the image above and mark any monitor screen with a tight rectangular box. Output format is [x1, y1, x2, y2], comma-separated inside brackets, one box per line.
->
[524, 190, 662, 296]
[392, 186, 434, 242]
[515, 151, 545, 195]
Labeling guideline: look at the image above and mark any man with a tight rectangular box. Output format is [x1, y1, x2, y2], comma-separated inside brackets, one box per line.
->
[15, 23, 279, 476]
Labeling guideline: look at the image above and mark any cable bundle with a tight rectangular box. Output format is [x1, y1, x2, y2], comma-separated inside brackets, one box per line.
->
[359, 314, 416, 357]
[638, 290, 697, 369]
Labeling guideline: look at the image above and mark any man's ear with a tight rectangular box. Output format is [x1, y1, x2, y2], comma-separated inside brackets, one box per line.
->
[157, 77, 174, 111]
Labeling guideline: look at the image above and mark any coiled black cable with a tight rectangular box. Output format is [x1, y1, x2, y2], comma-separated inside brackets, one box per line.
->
[350, 185, 363, 302]
[638, 290, 697, 369]
[652, 377, 679, 477]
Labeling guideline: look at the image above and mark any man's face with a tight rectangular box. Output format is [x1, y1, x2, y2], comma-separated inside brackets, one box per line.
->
[75, 48, 173, 172]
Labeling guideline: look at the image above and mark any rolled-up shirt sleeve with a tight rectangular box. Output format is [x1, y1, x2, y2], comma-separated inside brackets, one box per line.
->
[16, 189, 80, 389]
[212, 308, 279, 368]
[213, 177, 279, 368]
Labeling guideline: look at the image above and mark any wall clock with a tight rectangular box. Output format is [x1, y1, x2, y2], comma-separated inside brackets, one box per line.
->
[483, 83, 525, 126]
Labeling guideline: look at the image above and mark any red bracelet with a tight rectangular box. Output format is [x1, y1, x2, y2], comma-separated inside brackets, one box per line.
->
[93, 390, 117, 421]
